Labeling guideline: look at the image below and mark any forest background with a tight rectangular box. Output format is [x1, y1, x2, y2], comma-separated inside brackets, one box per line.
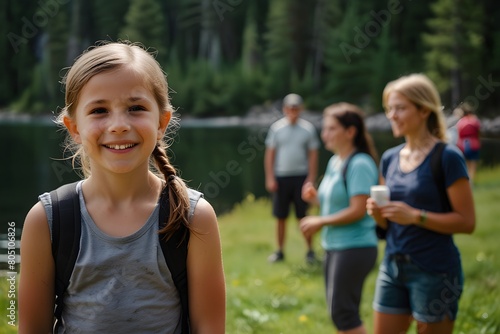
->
[2, 0, 500, 118]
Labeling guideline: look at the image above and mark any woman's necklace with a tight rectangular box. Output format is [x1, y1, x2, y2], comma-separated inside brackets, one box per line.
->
[400, 138, 437, 171]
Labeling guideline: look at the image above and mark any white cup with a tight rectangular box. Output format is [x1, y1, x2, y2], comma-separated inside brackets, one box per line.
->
[370, 185, 390, 206]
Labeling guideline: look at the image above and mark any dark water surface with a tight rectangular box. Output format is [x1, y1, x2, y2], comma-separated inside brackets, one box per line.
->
[1, 119, 499, 232]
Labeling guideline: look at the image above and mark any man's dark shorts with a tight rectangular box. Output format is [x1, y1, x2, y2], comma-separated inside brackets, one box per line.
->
[273, 175, 308, 219]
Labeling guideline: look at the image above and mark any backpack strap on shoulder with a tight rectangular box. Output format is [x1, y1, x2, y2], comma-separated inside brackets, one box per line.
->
[341, 151, 387, 238]
[430, 142, 452, 212]
[50, 183, 191, 332]
[158, 188, 190, 333]
[342, 150, 359, 190]
[50, 181, 81, 332]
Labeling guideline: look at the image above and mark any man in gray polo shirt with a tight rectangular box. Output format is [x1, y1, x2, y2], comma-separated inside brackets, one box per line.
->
[264, 93, 320, 263]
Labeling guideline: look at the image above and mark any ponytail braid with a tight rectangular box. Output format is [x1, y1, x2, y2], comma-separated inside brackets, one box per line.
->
[152, 144, 191, 240]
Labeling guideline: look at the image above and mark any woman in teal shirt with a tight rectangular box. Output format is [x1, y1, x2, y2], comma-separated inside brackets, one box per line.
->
[301, 102, 378, 334]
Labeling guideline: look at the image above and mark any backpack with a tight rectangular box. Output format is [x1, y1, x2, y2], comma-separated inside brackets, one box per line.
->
[342, 143, 451, 239]
[50, 182, 190, 333]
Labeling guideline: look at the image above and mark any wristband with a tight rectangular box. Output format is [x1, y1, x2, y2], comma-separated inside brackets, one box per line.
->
[419, 210, 427, 225]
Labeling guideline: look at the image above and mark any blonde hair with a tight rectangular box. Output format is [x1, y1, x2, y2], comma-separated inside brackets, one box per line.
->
[58, 41, 190, 239]
[382, 74, 447, 140]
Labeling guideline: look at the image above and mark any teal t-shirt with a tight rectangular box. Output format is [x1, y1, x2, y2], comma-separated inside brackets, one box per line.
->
[318, 153, 378, 250]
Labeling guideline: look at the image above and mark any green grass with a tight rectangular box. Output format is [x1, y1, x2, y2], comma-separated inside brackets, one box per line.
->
[220, 167, 500, 333]
[2, 167, 499, 333]
[0, 277, 17, 334]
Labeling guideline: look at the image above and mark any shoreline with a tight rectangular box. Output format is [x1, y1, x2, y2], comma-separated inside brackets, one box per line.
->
[1, 110, 500, 135]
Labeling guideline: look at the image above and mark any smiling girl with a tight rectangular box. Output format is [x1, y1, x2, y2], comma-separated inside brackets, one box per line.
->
[19, 42, 226, 333]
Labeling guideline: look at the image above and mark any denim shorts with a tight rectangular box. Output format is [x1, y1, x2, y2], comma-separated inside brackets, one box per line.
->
[373, 254, 464, 323]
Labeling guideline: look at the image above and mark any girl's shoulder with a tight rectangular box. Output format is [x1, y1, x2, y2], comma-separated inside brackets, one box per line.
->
[328, 154, 340, 165]
[187, 188, 204, 219]
[348, 152, 378, 176]
[349, 152, 377, 171]
[186, 188, 217, 227]
[351, 152, 375, 163]
[23, 201, 50, 235]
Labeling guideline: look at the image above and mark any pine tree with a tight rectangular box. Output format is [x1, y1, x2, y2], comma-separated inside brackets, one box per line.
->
[3, 0, 39, 110]
[0, 0, 12, 106]
[120, 0, 168, 61]
[91, 0, 131, 41]
[311, 0, 341, 83]
[242, 13, 259, 74]
[323, 0, 374, 106]
[263, 0, 316, 99]
[423, 0, 483, 107]
[263, 0, 293, 97]
[387, 0, 432, 71]
[370, 25, 405, 114]
[478, 0, 500, 115]
[46, 6, 69, 105]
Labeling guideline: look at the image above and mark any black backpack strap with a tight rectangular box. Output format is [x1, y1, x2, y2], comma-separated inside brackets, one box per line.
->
[342, 151, 359, 191]
[343, 151, 387, 239]
[50, 181, 81, 332]
[431, 142, 452, 212]
[158, 189, 190, 334]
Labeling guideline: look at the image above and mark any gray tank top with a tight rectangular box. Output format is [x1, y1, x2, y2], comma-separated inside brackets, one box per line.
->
[39, 181, 202, 333]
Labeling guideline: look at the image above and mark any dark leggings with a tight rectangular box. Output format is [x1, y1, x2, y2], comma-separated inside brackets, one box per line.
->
[324, 247, 378, 331]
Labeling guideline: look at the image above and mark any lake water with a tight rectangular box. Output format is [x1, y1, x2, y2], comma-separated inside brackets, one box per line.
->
[0, 118, 395, 225]
[1, 117, 499, 268]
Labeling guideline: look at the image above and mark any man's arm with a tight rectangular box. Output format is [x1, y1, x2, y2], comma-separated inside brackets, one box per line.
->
[264, 148, 277, 192]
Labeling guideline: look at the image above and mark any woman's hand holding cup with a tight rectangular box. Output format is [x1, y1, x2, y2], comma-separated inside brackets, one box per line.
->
[367, 185, 390, 220]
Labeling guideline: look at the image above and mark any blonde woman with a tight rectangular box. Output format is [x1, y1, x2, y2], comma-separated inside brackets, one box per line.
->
[367, 74, 475, 334]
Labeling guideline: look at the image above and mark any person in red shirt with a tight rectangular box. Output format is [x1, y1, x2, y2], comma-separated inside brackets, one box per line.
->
[455, 103, 481, 183]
